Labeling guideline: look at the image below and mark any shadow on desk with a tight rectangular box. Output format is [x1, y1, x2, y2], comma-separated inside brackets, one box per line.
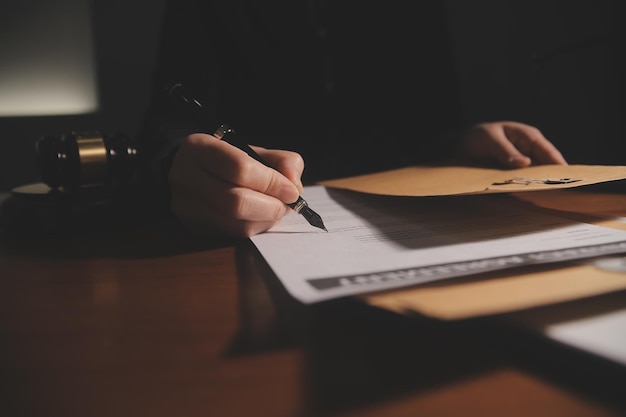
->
[0, 189, 243, 260]
[0, 218, 239, 262]
[231, 241, 626, 416]
[2, 204, 624, 416]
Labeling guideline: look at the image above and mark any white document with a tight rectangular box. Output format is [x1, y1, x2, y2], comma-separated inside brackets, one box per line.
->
[250, 186, 626, 304]
[544, 308, 626, 366]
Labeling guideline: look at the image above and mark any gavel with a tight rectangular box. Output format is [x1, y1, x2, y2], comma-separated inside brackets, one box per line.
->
[35, 131, 138, 191]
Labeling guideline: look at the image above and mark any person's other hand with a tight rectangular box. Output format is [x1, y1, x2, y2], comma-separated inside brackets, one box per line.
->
[168, 133, 304, 237]
[459, 121, 567, 168]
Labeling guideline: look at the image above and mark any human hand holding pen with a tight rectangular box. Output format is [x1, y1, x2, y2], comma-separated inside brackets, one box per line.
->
[169, 132, 306, 237]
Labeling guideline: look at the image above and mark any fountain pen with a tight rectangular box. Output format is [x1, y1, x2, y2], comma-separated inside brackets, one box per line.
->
[166, 83, 327, 232]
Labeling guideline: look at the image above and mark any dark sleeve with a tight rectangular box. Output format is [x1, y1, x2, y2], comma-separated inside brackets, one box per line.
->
[136, 0, 223, 191]
[135, 0, 466, 186]
[331, 1, 465, 169]
[404, 1, 465, 163]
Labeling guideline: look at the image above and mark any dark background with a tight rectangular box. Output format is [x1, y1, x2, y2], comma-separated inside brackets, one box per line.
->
[0, 0, 623, 191]
[0, 0, 167, 191]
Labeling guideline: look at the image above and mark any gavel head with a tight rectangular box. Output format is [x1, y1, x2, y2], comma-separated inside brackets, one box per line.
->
[36, 131, 138, 191]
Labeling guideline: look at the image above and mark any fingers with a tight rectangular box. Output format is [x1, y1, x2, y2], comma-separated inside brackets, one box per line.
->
[179, 134, 301, 204]
[252, 145, 305, 194]
[503, 123, 567, 166]
[471, 123, 533, 168]
[168, 133, 305, 237]
[171, 181, 290, 237]
[462, 122, 567, 168]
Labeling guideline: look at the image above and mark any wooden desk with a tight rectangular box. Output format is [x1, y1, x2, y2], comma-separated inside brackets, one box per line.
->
[1, 192, 625, 417]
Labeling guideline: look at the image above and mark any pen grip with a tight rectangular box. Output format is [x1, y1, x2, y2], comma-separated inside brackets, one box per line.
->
[166, 84, 269, 168]
[219, 128, 271, 169]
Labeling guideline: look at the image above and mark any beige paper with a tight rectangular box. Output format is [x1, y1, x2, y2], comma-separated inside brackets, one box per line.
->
[321, 164, 626, 197]
[365, 263, 626, 320]
[360, 189, 626, 320]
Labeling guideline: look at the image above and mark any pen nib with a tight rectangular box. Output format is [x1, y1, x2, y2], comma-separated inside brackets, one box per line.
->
[289, 196, 328, 232]
[302, 205, 328, 231]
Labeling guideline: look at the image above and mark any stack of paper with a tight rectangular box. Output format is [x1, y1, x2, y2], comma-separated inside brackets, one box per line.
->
[251, 164, 626, 313]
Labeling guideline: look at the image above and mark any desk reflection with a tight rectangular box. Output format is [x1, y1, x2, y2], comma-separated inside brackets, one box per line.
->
[0, 216, 623, 416]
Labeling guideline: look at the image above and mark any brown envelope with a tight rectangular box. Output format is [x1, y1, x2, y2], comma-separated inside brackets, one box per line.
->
[364, 261, 626, 320]
[321, 164, 626, 196]
[320, 165, 626, 320]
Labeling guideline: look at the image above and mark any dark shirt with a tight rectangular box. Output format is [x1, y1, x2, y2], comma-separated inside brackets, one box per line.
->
[139, 0, 464, 184]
